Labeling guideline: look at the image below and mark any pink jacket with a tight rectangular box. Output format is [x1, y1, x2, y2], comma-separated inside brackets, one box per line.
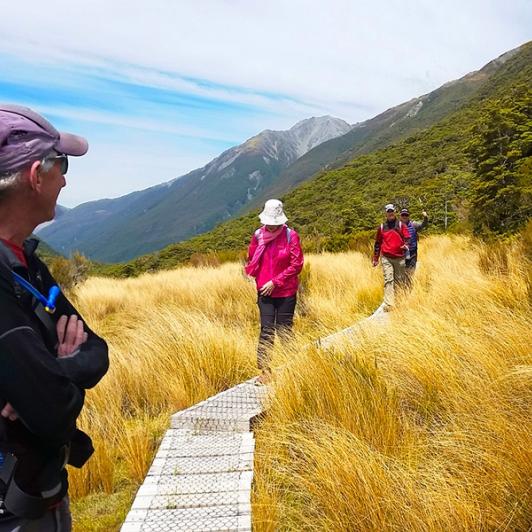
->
[246, 227, 304, 297]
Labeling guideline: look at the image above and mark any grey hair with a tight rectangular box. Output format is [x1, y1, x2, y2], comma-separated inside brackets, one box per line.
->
[0, 170, 23, 196]
[0, 150, 58, 202]
[40, 152, 58, 172]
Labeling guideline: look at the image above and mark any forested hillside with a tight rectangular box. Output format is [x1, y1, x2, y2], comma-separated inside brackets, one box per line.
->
[35, 239, 61, 262]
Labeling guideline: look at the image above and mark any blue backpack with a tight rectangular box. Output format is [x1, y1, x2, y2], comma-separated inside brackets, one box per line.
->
[405, 221, 418, 252]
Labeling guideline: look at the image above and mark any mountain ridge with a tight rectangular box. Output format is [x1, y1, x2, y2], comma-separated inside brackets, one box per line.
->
[97, 41, 531, 277]
[245, 44, 523, 209]
[39, 43, 529, 265]
[39, 116, 351, 261]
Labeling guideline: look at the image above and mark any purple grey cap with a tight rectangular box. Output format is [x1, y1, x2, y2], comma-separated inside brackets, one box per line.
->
[0, 104, 88, 174]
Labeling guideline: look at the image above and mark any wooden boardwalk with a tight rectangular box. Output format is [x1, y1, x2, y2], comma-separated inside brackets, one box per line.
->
[121, 380, 268, 531]
[121, 304, 387, 531]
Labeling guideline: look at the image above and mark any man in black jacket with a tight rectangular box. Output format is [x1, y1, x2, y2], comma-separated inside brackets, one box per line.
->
[0, 104, 109, 530]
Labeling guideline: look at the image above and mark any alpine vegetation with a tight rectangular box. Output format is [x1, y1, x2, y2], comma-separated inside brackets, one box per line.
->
[65, 234, 531, 531]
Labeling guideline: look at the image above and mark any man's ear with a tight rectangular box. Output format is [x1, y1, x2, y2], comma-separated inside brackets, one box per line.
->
[28, 160, 43, 192]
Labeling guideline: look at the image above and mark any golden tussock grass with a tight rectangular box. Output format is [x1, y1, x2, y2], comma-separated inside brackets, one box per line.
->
[67, 235, 531, 531]
[253, 235, 531, 531]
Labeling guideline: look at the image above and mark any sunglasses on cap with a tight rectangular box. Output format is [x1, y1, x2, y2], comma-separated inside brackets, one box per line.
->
[43, 153, 68, 175]
[386, 209, 395, 213]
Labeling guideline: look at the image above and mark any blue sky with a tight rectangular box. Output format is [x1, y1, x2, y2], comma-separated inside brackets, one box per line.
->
[1, 0, 530, 207]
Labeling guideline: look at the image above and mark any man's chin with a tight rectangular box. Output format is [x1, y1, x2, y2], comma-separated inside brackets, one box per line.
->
[48, 202, 59, 221]
[45, 209, 55, 223]
[34, 207, 56, 232]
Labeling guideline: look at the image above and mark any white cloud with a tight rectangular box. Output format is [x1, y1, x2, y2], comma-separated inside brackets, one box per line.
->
[0, 0, 529, 205]
[2, 1, 530, 116]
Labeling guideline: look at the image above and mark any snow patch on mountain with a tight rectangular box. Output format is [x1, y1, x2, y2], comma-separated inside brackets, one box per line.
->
[220, 167, 236, 180]
[216, 150, 241, 172]
[247, 170, 263, 200]
[406, 101, 423, 118]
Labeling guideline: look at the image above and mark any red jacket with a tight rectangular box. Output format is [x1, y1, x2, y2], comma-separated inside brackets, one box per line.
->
[373, 219, 410, 259]
[246, 227, 304, 297]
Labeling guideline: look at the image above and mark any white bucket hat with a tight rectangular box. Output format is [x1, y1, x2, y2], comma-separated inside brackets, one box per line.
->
[259, 199, 288, 225]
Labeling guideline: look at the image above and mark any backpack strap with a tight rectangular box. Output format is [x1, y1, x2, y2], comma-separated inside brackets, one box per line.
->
[381, 221, 405, 242]
[393, 220, 405, 242]
[256, 227, 291, 243]
[0, 241, 58, 346]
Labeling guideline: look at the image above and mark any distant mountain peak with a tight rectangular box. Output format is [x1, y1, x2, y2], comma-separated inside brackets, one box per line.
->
[40, 42, 531, 264]
[244, 116, 352, 163]
[290, 115, 350, 129]
[287, 116, 352, 158]
[39, 114, 351, 261]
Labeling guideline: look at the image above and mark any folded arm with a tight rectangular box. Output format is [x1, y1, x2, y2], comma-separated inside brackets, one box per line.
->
[39, 260, 109, 389]
[0, 277, 83, 447]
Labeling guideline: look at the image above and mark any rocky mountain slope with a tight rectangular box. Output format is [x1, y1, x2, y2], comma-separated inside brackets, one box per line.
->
[39, 117, 351, 262]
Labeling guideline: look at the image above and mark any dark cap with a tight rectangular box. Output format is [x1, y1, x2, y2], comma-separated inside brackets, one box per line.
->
[400, 208, 410, 215]
[0, 104, 88, 173]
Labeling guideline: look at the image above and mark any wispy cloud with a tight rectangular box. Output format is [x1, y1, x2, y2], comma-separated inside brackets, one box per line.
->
[0, 0, 530, 206]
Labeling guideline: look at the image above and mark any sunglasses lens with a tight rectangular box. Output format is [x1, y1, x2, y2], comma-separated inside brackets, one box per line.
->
[60, 155, 68, 175]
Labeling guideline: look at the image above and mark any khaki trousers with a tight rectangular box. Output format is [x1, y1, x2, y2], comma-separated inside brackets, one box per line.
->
[381, 255, 405, 309]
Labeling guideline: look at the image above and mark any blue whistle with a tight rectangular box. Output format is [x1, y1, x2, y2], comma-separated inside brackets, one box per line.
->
[12, 271, 61, 314]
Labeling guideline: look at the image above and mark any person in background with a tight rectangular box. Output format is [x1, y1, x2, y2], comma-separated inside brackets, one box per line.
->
[372, 204, 410, 311]
[400, 208, 428, 284]
[245, 199, 304, 384]
[0, 104, 109, 531]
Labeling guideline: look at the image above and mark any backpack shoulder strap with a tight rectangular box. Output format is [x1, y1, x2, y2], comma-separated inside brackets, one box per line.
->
[286, 227, 291, 243]
[394, 220, 405, 242]
[0, 241, 58, 345]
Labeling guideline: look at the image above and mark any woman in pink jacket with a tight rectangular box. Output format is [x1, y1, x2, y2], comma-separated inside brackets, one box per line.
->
[245, 199, 304, 384]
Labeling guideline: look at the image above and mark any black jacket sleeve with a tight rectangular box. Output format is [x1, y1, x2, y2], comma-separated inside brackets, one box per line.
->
[37, 259, 109, 389]
[0, 274, 83, 448]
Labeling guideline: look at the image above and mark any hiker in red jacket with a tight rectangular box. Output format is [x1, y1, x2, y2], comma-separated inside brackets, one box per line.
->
[372, 204, 410, 311]
[245, 200, 304, 384]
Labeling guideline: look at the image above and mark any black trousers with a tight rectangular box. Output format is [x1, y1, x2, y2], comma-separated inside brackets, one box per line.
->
[257, 295, 297, 370]
[405, 252, 418, 270]
[0, 497, 71, 531]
